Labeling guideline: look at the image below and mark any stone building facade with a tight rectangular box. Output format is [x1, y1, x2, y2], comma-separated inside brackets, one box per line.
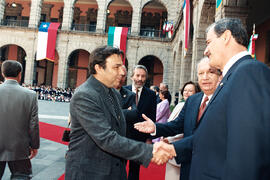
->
[0, 0, 269, 104]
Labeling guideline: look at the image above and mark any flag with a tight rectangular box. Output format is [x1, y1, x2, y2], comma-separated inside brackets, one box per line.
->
[36, 22, 60, 61]
[183, 0, 190, 57]
[216, 0, 223, 11]
[168, 21, 174, 38]
[108, 26, 128, 64]
[162, 21, 167, 34]
[248, 34, 258, 59]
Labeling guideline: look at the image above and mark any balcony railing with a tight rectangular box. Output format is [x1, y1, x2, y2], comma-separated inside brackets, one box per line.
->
[0, 19, 29, 27]
[71, 24, 96, 32]
[140, 29, 167, 38]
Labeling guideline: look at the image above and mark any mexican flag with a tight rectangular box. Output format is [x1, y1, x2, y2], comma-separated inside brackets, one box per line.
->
[108, 27, 129, 64]
[247, 34, 258, 59]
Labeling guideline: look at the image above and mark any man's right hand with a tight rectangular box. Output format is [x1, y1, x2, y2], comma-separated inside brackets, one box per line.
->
[134, 114, 155, 133]
[151, 141, 176, 165]
[29, 148, 38, 159]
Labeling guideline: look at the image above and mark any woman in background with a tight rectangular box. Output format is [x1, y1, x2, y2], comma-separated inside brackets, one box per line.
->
[152, 90, 170, 143]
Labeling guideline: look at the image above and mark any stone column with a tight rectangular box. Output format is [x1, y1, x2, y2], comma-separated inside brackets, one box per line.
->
[28, 0, 43, 28]
[179, 48, 192, 90]
[96, 0, 106, 33]
[57, 34, 69, 88]
[61, 0, 74, 31]
[130, 1, 142, 36]
[24, 50, 36, 85]
[171, 51, 181, 105]
[0, 0, 5, 22]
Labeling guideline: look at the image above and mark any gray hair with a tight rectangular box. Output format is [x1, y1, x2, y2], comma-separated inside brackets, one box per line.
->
[206, 18, 248, 47]
[131, 64, 148, 77]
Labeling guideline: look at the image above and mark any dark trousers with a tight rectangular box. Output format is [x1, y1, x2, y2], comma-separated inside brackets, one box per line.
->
[0, 159, 32, 180]
[127, 160, 140, 180]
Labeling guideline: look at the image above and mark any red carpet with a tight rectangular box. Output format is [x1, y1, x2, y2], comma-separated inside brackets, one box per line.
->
[39, 122, 165, 180]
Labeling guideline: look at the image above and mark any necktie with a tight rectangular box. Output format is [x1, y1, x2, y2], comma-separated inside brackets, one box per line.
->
[108, 89, 120, 118]
[197, 96, 209, 123]
[135, 88, 139, 106]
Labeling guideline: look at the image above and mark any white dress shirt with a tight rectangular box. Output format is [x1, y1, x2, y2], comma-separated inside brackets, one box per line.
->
[222, 51, 250, 77]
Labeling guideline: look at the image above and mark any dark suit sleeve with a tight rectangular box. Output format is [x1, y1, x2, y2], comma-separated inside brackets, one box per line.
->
[222, 61, 270, 179]
[71, 91, 153, 167]
[149, 90, 157, 123]
[29, 93, 40, 149]
[172, 135, 193, 164]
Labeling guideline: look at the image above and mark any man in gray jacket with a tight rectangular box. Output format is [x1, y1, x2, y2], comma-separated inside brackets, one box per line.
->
[0, 60, 40, 179]
[65, 46, 176, 180]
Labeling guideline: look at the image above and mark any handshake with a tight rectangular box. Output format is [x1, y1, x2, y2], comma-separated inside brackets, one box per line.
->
[151, 141, 176, 165]
[134, 114, 177, 165]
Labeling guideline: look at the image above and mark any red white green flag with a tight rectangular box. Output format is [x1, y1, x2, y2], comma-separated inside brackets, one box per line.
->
[247, 34, 258, 59]
[108, 26, 128, 64]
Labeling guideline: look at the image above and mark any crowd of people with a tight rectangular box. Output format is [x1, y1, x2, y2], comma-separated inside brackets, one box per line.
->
[1, 17, 270, 180]
[23, 84, 74, 102]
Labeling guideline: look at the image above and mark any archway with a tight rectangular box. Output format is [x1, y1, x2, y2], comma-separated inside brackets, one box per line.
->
[105, 0, 133, 33]
[34, 51, 59, 87]
[140, 1, 167, 38]
[0, 44, 26, 83]
[67, 49, 90, 88]
[138, 55, 163, 87]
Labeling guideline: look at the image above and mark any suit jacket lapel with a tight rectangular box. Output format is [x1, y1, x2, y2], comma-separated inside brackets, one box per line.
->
[192, 93, 203, 128]
[88, 76, 118, 121]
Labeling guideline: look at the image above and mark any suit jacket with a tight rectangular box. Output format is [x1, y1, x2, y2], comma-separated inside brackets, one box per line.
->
[154, 92, 203, 180]
[190, 55, 270, 180]
[0, 80, 39, 161]
[65, 76, 153, 180]
[119, 87, 140, 139]
[125, 85, 157, 141]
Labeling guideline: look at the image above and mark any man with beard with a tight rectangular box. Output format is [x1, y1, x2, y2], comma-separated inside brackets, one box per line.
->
[125, 65, 157, 180]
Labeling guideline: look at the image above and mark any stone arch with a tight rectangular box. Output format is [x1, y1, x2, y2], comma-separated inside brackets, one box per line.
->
[138, 55, 163, 87]
[67, 49, 90, 88]
[0, 44, 27, 83]
[136, 47, 167, 66]
[33, 50, 59, 87]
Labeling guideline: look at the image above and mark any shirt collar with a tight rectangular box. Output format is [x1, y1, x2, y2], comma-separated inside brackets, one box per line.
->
[222, 51, 249, 77]
[202, 94, 213, 105]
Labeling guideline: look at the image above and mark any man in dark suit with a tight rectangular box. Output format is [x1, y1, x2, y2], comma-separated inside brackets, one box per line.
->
[0, 60, 40, 179]
[65, 46, 175, 180]
[134, 57, 221, 180]
[125, 64, 157, 180]
[114, 65, 139, 139]
[189, 18, 270, 180]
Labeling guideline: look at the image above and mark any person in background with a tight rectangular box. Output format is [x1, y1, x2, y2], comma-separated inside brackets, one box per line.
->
[0, 60, 40, 179]
[157, 83, 172, 105]
[165, 81, 200, 180]
[152, 90, 171, 143]
[124, 65, 157, 180]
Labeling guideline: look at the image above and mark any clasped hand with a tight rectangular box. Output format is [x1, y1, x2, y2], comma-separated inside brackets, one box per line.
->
[133, 114, 176, 165]
[151, 141, 176, 165]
